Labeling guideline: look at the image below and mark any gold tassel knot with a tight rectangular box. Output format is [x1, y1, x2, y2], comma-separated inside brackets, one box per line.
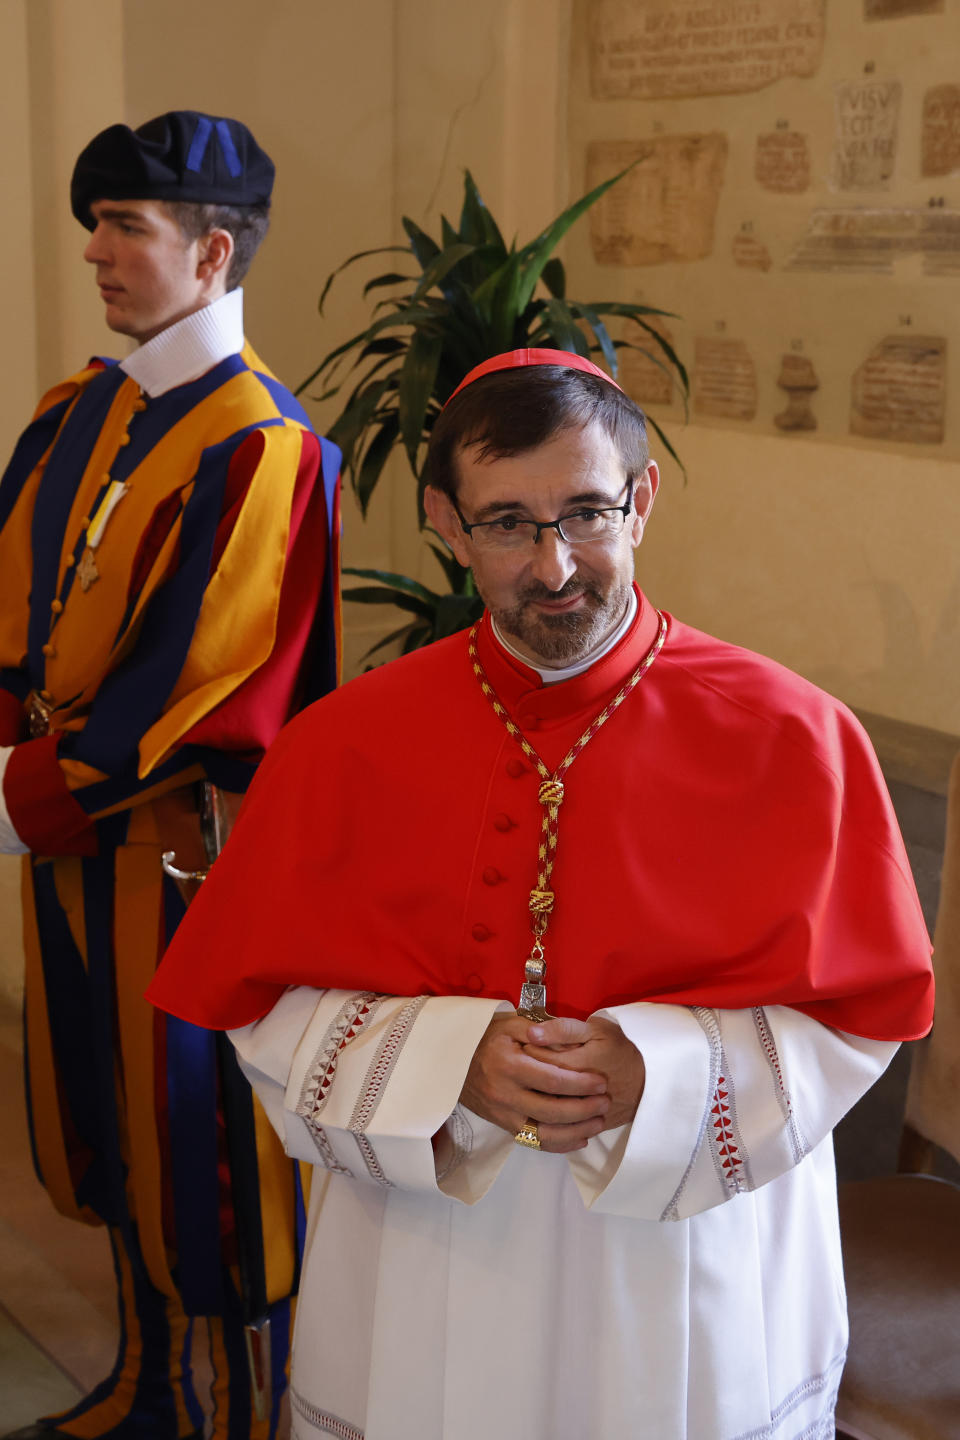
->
[529, 888, 555, 916]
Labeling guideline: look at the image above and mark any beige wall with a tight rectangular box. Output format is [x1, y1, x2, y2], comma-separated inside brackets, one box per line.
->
[641, 429, 960, 734]
[0, 0, 955, 999]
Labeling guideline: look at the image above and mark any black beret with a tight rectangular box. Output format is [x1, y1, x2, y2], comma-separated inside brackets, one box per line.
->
[71, 110, 275, 229]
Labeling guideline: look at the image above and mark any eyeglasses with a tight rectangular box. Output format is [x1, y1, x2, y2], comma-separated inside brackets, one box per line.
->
[454, 480, 635, 551]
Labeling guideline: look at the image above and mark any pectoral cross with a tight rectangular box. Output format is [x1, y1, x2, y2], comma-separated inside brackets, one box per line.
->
[516, 949, 554, 1022]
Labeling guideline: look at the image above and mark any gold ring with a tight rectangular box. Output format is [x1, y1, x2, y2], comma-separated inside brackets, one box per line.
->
[514, 1119, 541, 1150]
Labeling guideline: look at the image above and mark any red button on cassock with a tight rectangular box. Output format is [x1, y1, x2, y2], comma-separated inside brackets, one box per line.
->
[506, 758, 526, 778]
[482, 867, 502, 886]
[493, 813, 514, 832]
[471, 924, 492, 942]
[466, 973, 484, 993]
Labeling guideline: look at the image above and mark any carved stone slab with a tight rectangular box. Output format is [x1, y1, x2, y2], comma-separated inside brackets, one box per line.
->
[850, 335, 946, 445]
[865, 0, 943, 16]
[755, 130, 811, 192]
[831, 80, 901, 191]
[587, 135, 728, 265]
[788, 207, 960, 275]
[694, 337, 757, 420]
[588, 0, 825, 101]
[922, 85, 960, 178]
[732, 230, 773, 270]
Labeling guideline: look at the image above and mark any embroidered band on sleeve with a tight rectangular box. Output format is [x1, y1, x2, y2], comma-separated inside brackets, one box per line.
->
[436, 1104, 474, 1182]
[296, 992, 382, 1126]
[303, 1122, 353, 1178]
[352, 1132, 392, 1188]
[661, 1005, 722, 1221]
[752, 1006, 809, 1167]
[349, 995, 428, 1135]
[708, 1052, 753, 1198]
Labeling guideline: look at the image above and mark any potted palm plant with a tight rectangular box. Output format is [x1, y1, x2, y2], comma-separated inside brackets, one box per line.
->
[298, 169, 688, 658]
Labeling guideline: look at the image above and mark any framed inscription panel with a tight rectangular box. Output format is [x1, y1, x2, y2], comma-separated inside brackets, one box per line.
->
[588, 0, 826, 101]
[569, 0, 960, 457]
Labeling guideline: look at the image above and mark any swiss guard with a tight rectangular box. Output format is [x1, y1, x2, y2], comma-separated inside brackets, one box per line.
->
[0, 111, 341, 1440]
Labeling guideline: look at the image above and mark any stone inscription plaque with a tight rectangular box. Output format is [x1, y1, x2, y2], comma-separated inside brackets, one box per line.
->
[587, 135, 728, 266]
[732, 231, 773, 269]
[831, 80, 901, 191]
[850, 335, 946, 445]
[694, 337, 758, 420]
[865, 0, 943, 17]
[589, 0, 825, 101]
[619, 320, 678, 407]
[755, 130, 811, 192]
[788, 207, 960, 276]
[922, 85, 960, 178]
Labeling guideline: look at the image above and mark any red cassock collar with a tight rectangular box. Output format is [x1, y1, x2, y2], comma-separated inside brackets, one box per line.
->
[148, 590, 933, 1041]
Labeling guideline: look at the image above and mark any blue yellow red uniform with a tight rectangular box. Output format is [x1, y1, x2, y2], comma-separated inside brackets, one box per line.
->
[0, 344, 340, 1438]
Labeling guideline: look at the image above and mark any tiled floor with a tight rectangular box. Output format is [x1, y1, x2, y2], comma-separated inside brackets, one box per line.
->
[0, 999, 117, 1430]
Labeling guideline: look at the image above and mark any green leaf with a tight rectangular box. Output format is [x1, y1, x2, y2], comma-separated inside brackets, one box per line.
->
[459, 171, 507, 253]
[359, 621, 424, 662]
[643, 411, 687, 481]
[583, 300, 680, 321]
[318, 303, 446, 390]
[327, 375, 395, 466]
[626, 318, 690, 399]
[411, 243, 476, 302]
[433, 591, 485, 640]
[296, 312, 418, 396]
[362, 272, 414, 298]
[541, 257, 566, 299]
[342, 567, 439, 602]
[441, 216, 460, 250]
[402, 216, 441, 273]
[358, 336, 407, 358]
[400, 623, 433, 655]
[531, 298, 590, 357]
[341, 585, 434, 621]
[317, 244, 409, 316]
[398, 330, 443, 473]
[615, 340, 679, 409]
[514, 161, 638, 313]
[333, 352, 401, 413]
[571, 302, 618, 376]
[343, 364, 401, 419]
[426, 540, 471, 593]
[355, 414, 400, 516]
[471, 251, 524, 346]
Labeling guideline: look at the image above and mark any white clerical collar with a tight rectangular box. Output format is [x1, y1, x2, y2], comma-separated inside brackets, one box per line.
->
[120, 288, 245, 397]
[492, 587, 638, 684]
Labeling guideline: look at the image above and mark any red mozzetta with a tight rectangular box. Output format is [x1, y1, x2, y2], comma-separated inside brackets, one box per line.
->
[149, 588, 933, 1042]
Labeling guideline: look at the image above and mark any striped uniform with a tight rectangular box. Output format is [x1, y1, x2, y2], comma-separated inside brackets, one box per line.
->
[0, 344, 340, 1439]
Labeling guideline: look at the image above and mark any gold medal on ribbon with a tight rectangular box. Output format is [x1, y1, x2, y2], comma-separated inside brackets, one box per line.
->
[76, 547, 100, 592]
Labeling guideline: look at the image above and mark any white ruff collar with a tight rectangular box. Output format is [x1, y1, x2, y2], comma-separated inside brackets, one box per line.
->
[120, 288, 244, 397]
